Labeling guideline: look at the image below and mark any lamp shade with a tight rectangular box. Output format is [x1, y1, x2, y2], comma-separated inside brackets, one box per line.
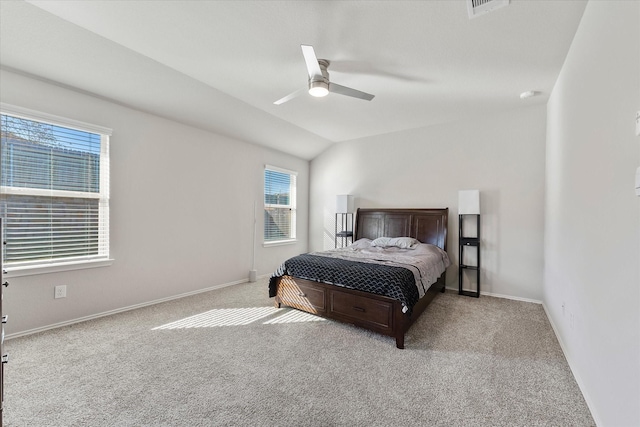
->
[336, 195, 354, 213]
[458, 190, 480, 214]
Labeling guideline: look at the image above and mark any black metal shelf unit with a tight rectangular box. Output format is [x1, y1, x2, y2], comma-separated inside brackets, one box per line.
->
[335, 213, 354, 248]
[458, 214, 480, 297]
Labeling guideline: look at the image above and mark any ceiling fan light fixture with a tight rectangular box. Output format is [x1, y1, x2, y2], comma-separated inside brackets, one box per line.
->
[308, 80, 329, 97]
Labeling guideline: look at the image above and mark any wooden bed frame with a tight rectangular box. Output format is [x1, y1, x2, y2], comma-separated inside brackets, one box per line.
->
[273, 208, 449, 349]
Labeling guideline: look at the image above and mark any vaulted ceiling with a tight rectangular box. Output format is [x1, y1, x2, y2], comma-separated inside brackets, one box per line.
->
[0, 1, 587, 159]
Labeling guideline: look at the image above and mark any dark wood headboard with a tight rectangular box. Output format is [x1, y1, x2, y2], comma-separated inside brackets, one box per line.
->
[354, 208, 449, 252]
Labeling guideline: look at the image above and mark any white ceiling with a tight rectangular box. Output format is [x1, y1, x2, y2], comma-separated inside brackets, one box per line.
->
[0, 0, 587, 160]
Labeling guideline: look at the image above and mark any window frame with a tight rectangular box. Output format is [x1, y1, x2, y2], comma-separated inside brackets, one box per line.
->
[0, 103, 113, 277]
[263, 164, 297, 246]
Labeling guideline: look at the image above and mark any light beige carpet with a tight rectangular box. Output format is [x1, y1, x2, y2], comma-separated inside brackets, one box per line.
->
[4, 279, 594, 426]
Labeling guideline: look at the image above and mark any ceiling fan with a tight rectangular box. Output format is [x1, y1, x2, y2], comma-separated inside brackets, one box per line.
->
[274, 45, 375, 105]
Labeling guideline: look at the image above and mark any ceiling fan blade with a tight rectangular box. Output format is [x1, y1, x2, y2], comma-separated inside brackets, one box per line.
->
[301, 44, 323, 79]
[273, 87, 306, 105]
[328, 82, 375, 101]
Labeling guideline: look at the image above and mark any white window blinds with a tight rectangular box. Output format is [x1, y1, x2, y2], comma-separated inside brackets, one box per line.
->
[0, 107, 110, 267]
[264, 165, 296, 243]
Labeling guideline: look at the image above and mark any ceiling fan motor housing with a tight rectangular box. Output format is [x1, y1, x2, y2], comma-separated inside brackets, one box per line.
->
[308, 59, 330, 96]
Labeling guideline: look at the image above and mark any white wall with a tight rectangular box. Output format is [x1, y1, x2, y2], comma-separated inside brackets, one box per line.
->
[544, 1, 640, 426]
[1, 69, 309, 336]
[310, 104, 547, 301]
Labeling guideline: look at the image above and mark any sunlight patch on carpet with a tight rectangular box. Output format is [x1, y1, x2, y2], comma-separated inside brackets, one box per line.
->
[152, 307, 327, 330]
[152, 307, 281, 329]
[263, 309, 326, 324]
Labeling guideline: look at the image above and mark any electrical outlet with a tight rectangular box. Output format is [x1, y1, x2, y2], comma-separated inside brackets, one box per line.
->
[54, 285, 67, 299]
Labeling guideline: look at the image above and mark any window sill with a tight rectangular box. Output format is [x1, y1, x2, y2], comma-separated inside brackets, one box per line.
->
[263, 239, 297, 248]
[4, 259, 114, 278]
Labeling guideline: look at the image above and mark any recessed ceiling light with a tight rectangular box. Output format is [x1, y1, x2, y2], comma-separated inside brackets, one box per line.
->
[520, 90, 538, 99]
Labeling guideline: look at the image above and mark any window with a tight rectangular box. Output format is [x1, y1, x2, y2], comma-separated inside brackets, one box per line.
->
[0, 105, 111, 270]
[264, 165, 296, 244]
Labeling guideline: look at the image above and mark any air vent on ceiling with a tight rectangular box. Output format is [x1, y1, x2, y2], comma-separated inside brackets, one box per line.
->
[467, 0, 510, 19]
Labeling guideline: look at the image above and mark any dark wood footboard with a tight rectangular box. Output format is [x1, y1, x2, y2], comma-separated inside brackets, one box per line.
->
[274, 272, 446, 349]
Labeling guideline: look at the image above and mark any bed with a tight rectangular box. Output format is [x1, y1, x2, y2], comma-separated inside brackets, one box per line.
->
[269, 208, 449, 349]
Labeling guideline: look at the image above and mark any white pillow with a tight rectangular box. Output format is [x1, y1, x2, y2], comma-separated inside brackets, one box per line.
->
[347, 238, 372, 249]
[370, 237, 420, 249]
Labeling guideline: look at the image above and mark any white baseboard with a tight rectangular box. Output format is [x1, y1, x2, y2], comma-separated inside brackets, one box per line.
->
[444, 286, 542, 304]
[5, 277, 262, 340]
[480, 291, 542, 304]
[541, 303, 601, 427]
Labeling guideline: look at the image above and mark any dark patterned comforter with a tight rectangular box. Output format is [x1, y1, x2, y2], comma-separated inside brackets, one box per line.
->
[269, 253, 420, 315]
